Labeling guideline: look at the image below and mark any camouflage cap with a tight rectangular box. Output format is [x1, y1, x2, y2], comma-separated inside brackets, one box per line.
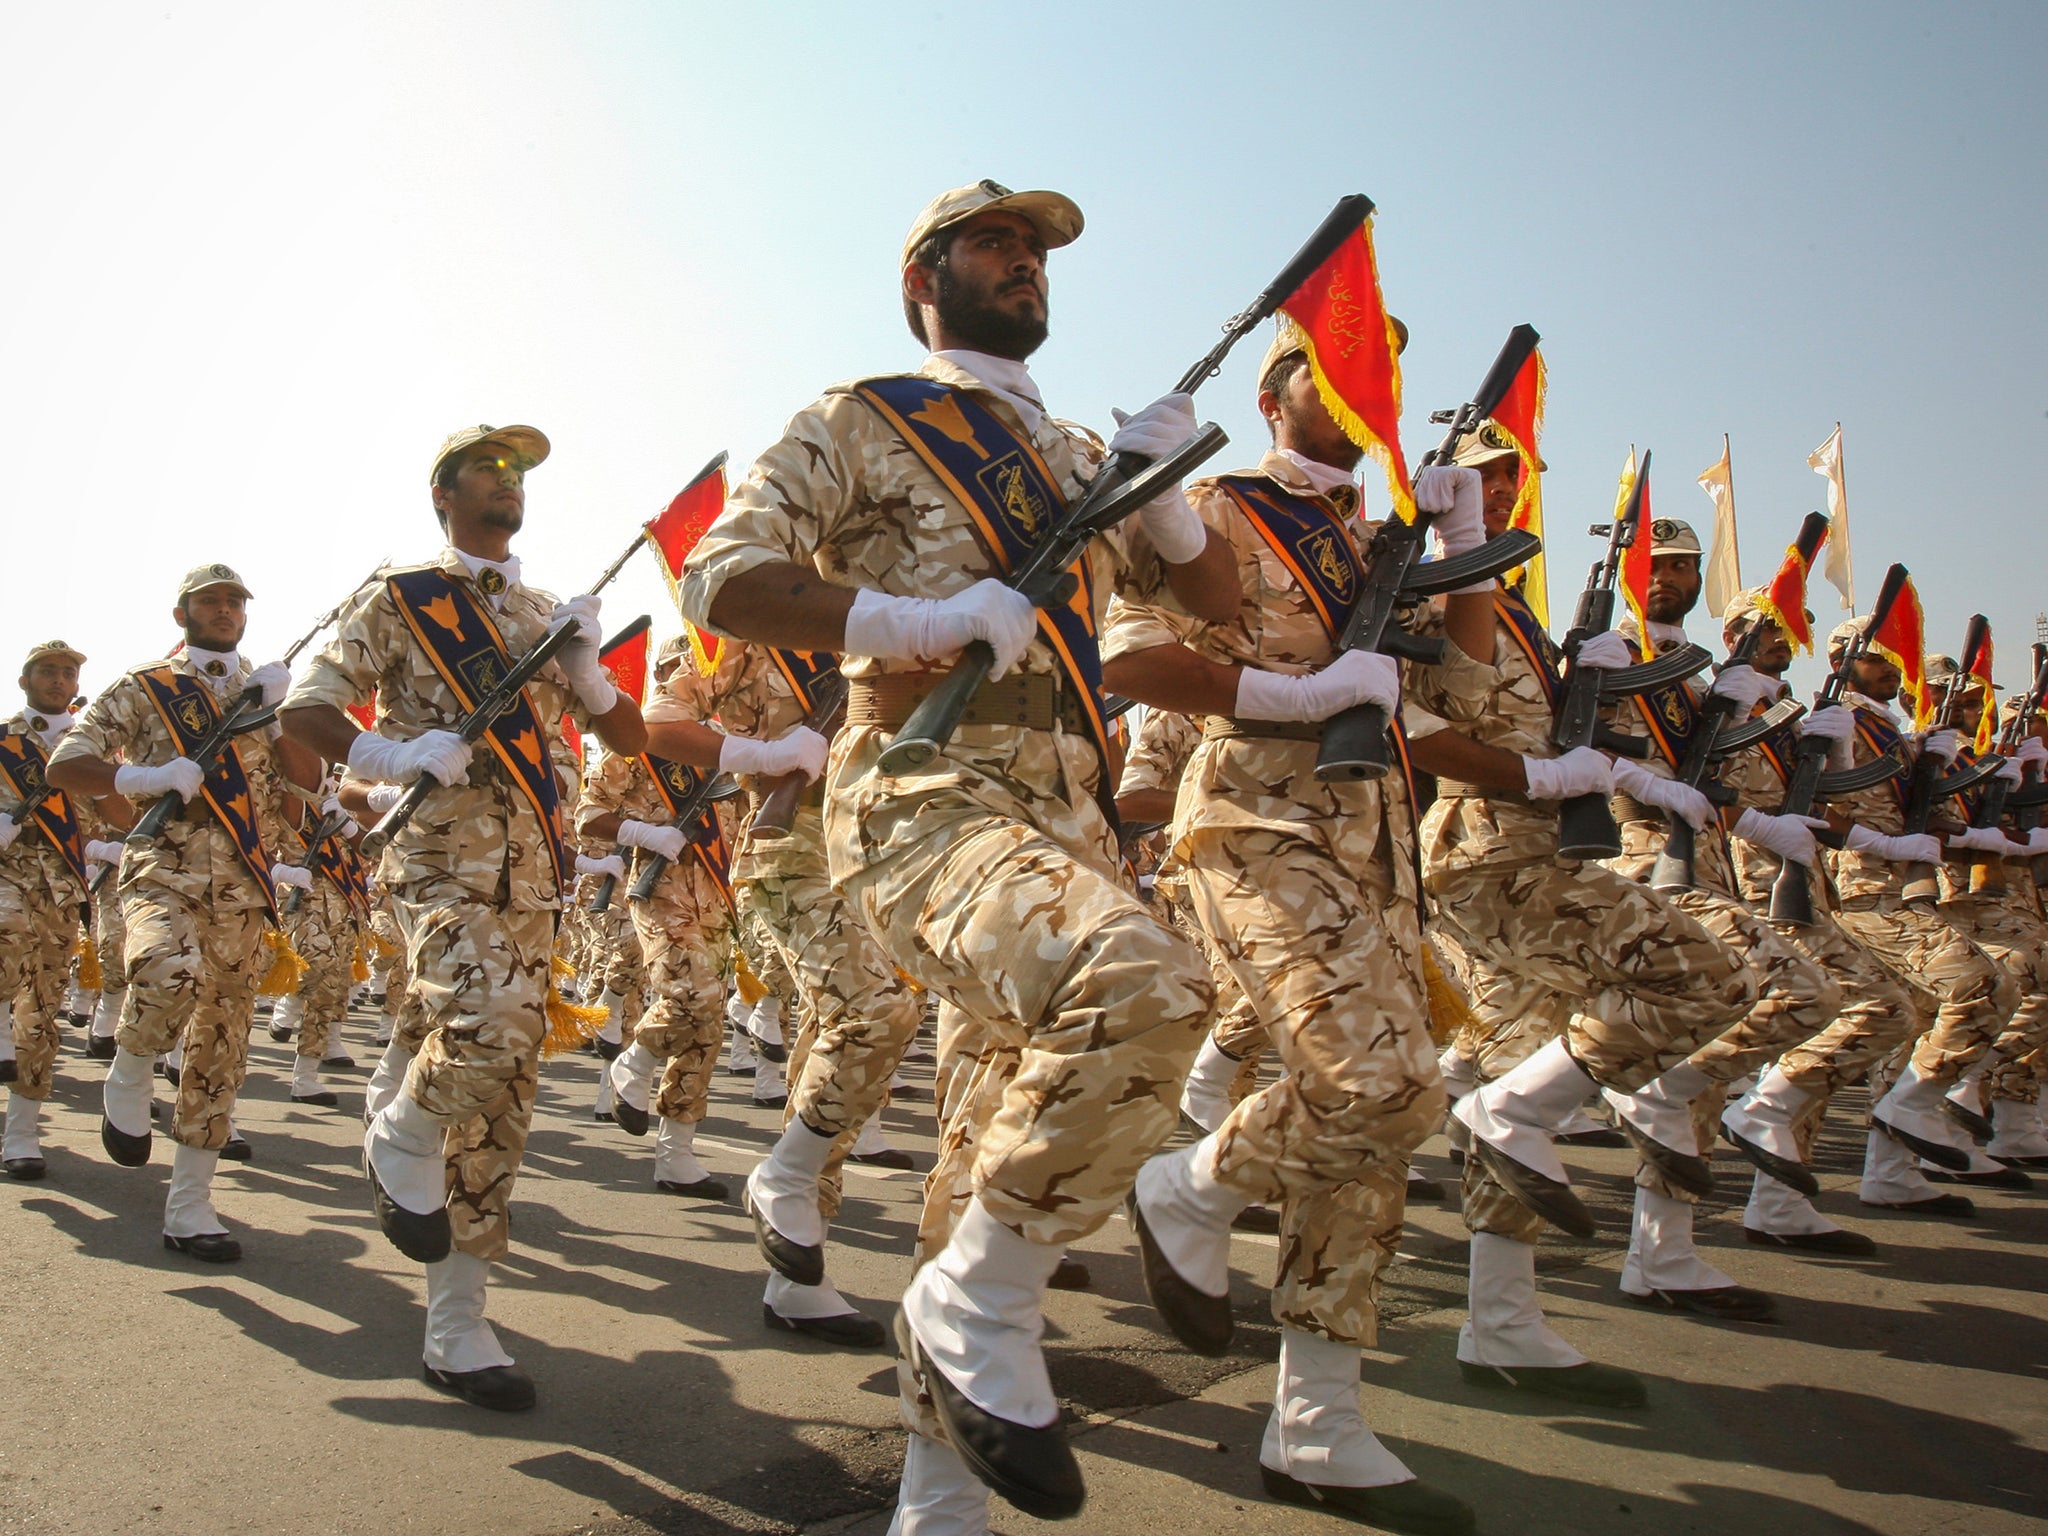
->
[1648, 518, 1702, 557]
[653, 633, 692, 671]
[1722, 586, 1768, 627]
[901, 180, 1084, 269]
[1827, 614, 1872, 653]
[1926, 652, 2003, 691]
[1450, 418, 1547, 473]
[22, 639, 85, 671]
[1257, 314, 1409, 392]
[176, 562, 253, 603]
[430, 424, 550, 486]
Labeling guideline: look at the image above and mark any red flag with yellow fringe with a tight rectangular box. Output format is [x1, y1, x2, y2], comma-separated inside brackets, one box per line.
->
[1615, 449, 1655, 634]
[1964, 619, 1997, 752]
[643, 455, 730, 673]
[1488, 347, 1548, 623]
[1870, 572, 1932, 729]
[1275, 214, 1414, 523]
[1758, 513, 1830, 654]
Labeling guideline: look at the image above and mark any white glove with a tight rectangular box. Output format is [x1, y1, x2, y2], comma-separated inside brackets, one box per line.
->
[1708, 663, 1774, 716]
[1574, 630, 1635, 671]
[364, 783, 404, 815]
[1733, 807, 1830, 864]
[1797, 705, 1855, 742]
[1234, 649, 1400, 724]
[548, 596, 619, 715]
[347, 728, 472, 787]
[270, 862, 314, 892]
[85, 839, 126, 866]
[616, 819, 686, 862]
[2027, 827, 2048, 856]
[1846, 823, 1942, 865]
[247, 661, 291, 708]
[575, 851, 628, 882]
[1415, 465, 1486, 555]
[1521, 746, 1614, 801]
[1946, 825, 2014, 856]
[319, 793, 361, 838]
[1612, 758, 1718, 831]
[718, 726, 830, 783]
[0, 813, 16, 850]
[843, 581, 1038, 681]
[2016, 738, 2048, 772]
[1993, 757, 2024, 787]
[1914, 728, 1962, 765]
[1109, 395, 1205, 564]
[115, 758, 205, 801]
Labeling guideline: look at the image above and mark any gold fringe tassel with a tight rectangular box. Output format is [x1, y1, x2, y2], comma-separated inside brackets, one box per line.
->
[77, 935, 103, 991]
[257, 929, 309, 997]
[550, 952, 576, 981]
[351, 941, 372, 984]
[542, 987, 609, 1057]
[731, 946, 767, 1006]
[1422, 940, 1476, 1048]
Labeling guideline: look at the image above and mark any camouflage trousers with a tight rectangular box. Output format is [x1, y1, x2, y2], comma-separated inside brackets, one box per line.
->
[393, 892, 553, 1261]
[1942, 896, 2048, 1104]
[0, 879, 75, 1101]
[94, 887, 129, 993]
[1829, 895, 2015, 1088]
[587, 899, 647, 1021]
[1770, 907, 1917, 1112]
[1166, 882, 1267, 1099]
[372, 906, 426, 1043]
[830, 777, 1214, 1256]
[743, 860, 924, 1222]
[1182, 823, 1444, 1346]
[1430, 856, 1753, 1244]
[629, 862, 733, 1125]
[284, 882, 355, 1060]
[117, 880, 266, 1150]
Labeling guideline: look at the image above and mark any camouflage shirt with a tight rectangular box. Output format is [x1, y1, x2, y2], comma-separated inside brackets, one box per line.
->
[0, 711, 87, 906]
[1825, 692, 1915, 902]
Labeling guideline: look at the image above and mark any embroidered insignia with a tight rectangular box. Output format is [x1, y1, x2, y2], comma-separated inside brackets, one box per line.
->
[477, 567, 507, 596]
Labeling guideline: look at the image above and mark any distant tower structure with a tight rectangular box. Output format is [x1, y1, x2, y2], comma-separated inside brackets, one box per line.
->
[2037, 611, 2047, 645]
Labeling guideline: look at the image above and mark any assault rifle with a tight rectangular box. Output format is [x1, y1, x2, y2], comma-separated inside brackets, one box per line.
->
[1899, 614, 2006, 903]
[1765, 561, 1913, 926]
[2010, 643, 2048, 892]
[1963, 642, 2048, 896]
[749, 674, 848, 843]
[1550, 451, 1715, 858]
[1311, 325, 1546, 782]
[617, 769, 738, 904]
[876, 195, 1385, 774]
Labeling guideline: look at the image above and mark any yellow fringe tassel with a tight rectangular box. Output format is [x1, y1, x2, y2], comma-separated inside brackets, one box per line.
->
[550, 952, 576, 981]
[77, 935, 103, 991]
[1422, 940, 1476, 1047]
[731, 947, 767, 1006]
[368, 928, 400, 960]
[542, 987, 609, 1058]
[351, 942, 372, 984]
[257, 930, 309, 997]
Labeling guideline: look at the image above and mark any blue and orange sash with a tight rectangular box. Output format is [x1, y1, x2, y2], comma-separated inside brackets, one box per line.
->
[1216, 474, 1417, 806]
[1623, 641, 1705, 771]
[642, 753, 732, 910]
[386, 567, 569, 891]
[1494, 586, 1566, 706]
[851, 376, 1115, 803]
[766, 648, 841, 715]
[0, 729, 87, 886]
[1752, 697, 1801, 786]
[1852, 707, 1912, 815]
[133, 667, 278, 916]
[310, 826, 371, 920]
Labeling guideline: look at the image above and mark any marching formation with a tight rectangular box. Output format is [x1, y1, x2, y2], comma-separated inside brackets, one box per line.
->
[3, 181, 2045, 1536]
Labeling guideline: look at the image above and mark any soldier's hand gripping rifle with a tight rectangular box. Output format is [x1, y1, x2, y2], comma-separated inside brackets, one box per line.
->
[750, 674, 849, 843]
[1312, 325, 1546, 782]
[1899, 614, 2006, 903]
[1962, 643, 2048, 896]
[278, 804, 354, 918]
[2006, 643, 2048, 892]
[1765, 561, 1914, 926]
[876, 195, 1383, 775]
[614, 769, 738, 904]
[1550, 451, 1716, 858]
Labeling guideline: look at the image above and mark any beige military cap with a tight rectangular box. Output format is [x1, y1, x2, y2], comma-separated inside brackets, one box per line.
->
[1449, 418, 1547, 473]
[22, 639, 86, 670]
[176, 562, 254, 603]
[1926, 652, 2002, 691]
[1722, 586, 1768, 626]
[1648, 518, 1702, 557]
[1257, 315, 1411, 393]
[901, 180, 1084, 268]
[1827, 614, 1872, 653]
[430, 424, 551, 486]
[653, 633, 692, 671]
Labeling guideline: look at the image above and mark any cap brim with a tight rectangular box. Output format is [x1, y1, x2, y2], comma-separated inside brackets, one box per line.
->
[435, 425, 551, 482]
[914, 190, 1084, 266]
[179, 582, 254, 602]
[26, 648, 86, 668]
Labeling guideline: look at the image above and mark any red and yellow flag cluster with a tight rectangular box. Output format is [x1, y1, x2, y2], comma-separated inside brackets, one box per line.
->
[643, 456, 730, 674]
[1869, 568, 1932, 729]
[1614, 450, 1655, 635]
[1961, 618, 1997, 752]
[1758, 512, 1831, 654]
[1490, 348, 1549, 623]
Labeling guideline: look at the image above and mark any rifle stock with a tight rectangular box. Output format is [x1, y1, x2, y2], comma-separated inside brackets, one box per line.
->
[1648, 624, 1769, 893]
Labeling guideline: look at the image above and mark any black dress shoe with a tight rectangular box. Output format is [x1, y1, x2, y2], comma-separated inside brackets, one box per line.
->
[655, 1176, 730, 1201]
[290, 1090, 341, 1108]
[320, 1055, 358, 1073]
[1744, 1225, 1876, 1257]
[592, 1109, 615, 1124]
[1469, 1139, 1597, 1239]
[894, 1309, 1084, 1520]
[749, 1033, 788, 1064]
[1260, 1465, 1476, 1536]
[594, 1037, 623, 1061]
[1996, 1152, 2048, 1169]
[1860, 1192, 1975, 1218]
[366, 1158, 452, 1262]
[100, 1116, 152, 1167]
[4, 1156, 47, 1181]
[1458, 1358, 1647, 1408]
[160, 1061, 182, 1089]
[84, 1035, 117, 1060]
[1231, 1204, 1281, 1234]
[1719, 1124, 1820, 1198]
[1127, 1191, 1233, 1357]
[847, 1146, 915, 1170]
[1555, 1126, 1629, 1148]
[219, 1136, 253, 1163]
[164, 1231, 242, 1263]
[267, 1024, 293, 1044]
[1628, 1284, 1777, 1323]
[752, 1092, 790, 1110]
[1928, 1165, 2033, 1191]
[1047, 1257, 1092, 1291]
[1617, 1118, 1715, 1197]
[1941, 1096, 1994, 1143]
[1406, 1175, 1448, 1202]
[0, 1060, 16, 1085]
[422, 1361, 535, 1412]
[612, 1098, 650, 1136]
[745, 1184, 824, 1286]
[763, 1304, 887, 1348]
[1871, 1115, 1971, 1171]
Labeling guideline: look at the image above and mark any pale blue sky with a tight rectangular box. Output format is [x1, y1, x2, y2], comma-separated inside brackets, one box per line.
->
[4, 1, 2043, 695]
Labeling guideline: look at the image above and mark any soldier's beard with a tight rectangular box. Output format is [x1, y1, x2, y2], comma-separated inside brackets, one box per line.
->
[935, 267, 1048, 360]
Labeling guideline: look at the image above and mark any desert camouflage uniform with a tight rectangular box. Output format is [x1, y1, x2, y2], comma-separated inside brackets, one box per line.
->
[1, 711, 88, 1101]
[1603, 625, 1840, 1200]
[286, 547, 593, 1259]
[281, 847, 358, 1063]
[1416, 594, 1753, 1245]
[52, 656, 295, 1149]
[368, 894, 425, 1044]
[575, 724, 732, 1128]
[680, 353, 1215, 1290]
[1104, 451, 1492, 1342]
[1934, 811, 2048, 1107]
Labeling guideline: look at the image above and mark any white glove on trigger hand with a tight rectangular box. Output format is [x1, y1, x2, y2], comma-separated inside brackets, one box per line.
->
[575, 852, 628, 882]
[1914, 728, 1962, 765]
[1612, 758, 1718, 831]
[616, 819, 686, 863]
[85, 839, 126, 866]
[1109, 394, 1206, 564]
[1574, 630, 1635, 671]
[0, 814, 16, 850]
[1845, 823, 1942, 865]
[843, 582, 1038, 680]
[347, 729, 472, 788]
[247, 661, 291, 708]
[1946, 825, 2014, 856]
[1797, 706, 1855, 742]
[548, 596, 618, 715]
[718, 727, 830, 783]
[1708, 664, 1773, 715]
[364, 784, 403, 815]
[269, 862, 313, 892]
[1521, 746, 1614, 801]
[1733, 808, 1829, 864]
[2016, 738, 2048, 772]
[115, 758, 205, 801]
[1233, 649, 1400, 724]
[2028, 827, 2048, 856]
[1415, 465, 1486, 555]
